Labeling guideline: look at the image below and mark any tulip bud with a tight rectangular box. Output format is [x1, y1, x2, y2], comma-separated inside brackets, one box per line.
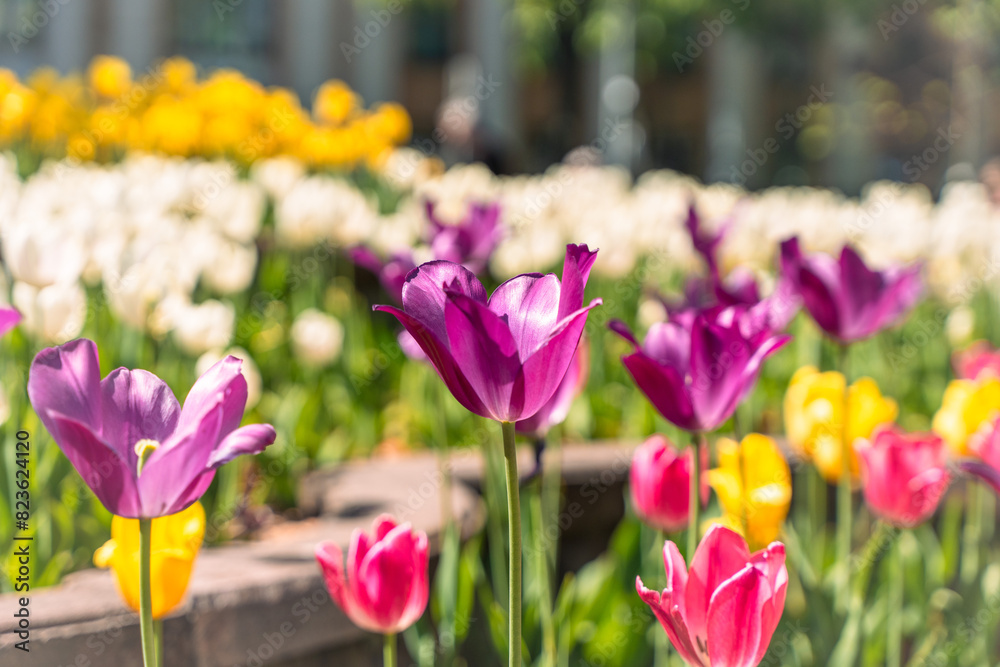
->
[315, 515, 429, 635]
[630, 435, 692, 533]
[855, 427, 950, 527]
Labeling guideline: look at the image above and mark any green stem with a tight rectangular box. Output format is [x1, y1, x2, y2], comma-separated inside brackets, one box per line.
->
[836, 342, 853, 606]
[139, 518, 157, 667]
[687, 433, 702, 562]
[384, 632, 397, 667]
[502, 421, 522, 667]
[961, 482, 983, 584]
[153, 620, 163, 666]
[830, 521, 897, 667]
[887, 535, 903, 667]
[534, 437, 557, 667]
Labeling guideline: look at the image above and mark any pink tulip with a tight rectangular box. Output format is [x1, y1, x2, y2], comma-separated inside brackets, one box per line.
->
[630, 435, 692, 532]
[315, 515, 429, 635]
[954, 340, 1000, 381]
[855, 426, 950, 527]
[637, 525, 787, 667]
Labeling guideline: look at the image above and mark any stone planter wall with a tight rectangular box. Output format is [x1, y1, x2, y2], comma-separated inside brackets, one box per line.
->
[0, 443, 633, 666]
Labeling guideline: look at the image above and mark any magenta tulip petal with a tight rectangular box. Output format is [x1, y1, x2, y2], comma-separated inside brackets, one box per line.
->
[558, 244, 599, 320]
[376, 245, 599, 424]
[960, 460, 1000, 496]
[99, 368, 180, 469]
[685, 524, 752, 642]
[444, 291, 523, 421]
[706, 565, 768, 667]
[138, 403, 224, 516]
[28, 338, 103, 436]
[0, 307, 20, 337]
[621, 351, 697, 430]
[488, 273, 560, 358]
[29, 339, 275, 519]
[46, 413, 142, 517]
[781, 236, 922, 342]
[401, 261, 488, 341]
[517, 300, 601, 422]
[207, 424, 278, 468]
[644, 321, 692, 371]
[176, 356, 248, 439]
[516, 340, 588, 437]
[375, 304, 490, 418]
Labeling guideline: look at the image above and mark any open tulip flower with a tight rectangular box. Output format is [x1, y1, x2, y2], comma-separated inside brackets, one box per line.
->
[425, 199, 503, 275]
[708, 434, 791, 550]
[610, 307, 790, 433]
[315, 515, 429, 635]
[630, 434, 694, 533]
[94, 502, 206, 619]
[932, 376, 1000, 456]
[855, 427, 950, 527]
[779, 237, 921, 343]
[516, 337, 589, 438]
[637, 525, 788, 667]
[27, 338, 277, 518]
[375, 243, 600, 424]
[0, 306, 20, 336]
[784, 366, 897, 483]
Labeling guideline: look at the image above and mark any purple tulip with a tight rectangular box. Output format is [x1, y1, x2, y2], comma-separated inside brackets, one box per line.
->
[516, 338, 589, 438]
[779, 237, 922, 343]
[0, 307, 21, 337]
[348, 246, 417, 306]
[375, 244, 601, 423]
[28, 338, 276, 519]
[425, 200, 503, 275]
[610, 307, 791, 432]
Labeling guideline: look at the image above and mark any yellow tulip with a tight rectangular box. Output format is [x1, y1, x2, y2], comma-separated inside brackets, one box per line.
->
[94, 502, 205, 619]
[932, 377, 1000, 456]
[314, 79, 359, 126]
[88, 55, 132, 99]
[783, 366, 897, 482]
[707, 434, 791, 550]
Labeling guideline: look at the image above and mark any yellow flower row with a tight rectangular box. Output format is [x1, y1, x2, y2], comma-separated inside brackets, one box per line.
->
[0, 56, 412, 170]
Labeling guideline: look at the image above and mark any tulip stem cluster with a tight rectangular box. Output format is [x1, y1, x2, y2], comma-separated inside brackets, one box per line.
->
[138, 518, 158, 667]
[501, 421, 522, 667]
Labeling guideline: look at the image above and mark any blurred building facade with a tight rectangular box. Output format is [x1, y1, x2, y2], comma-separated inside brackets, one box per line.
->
[0, 0, 994, 192]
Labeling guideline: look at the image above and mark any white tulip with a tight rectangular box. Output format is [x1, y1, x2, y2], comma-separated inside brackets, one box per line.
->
[12, 281, 87, 344]
[290, 308, 344, 367]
